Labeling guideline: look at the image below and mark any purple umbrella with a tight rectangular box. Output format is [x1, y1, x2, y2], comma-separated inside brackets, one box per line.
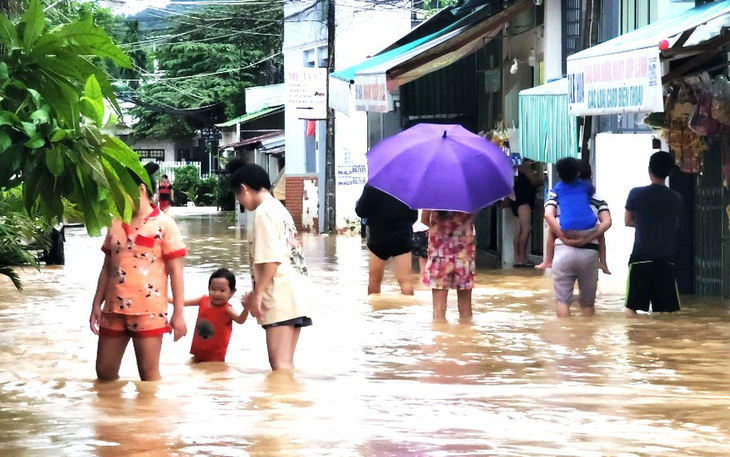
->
[366, 123, 514, 213]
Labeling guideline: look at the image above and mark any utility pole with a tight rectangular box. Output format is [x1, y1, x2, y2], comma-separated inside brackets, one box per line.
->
[324, 0, 337, 233]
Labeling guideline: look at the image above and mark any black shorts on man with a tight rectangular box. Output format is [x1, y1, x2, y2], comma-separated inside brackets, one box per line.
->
[625, 260, 680, 313]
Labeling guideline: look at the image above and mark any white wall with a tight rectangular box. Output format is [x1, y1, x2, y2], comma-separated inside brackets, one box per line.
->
[543, 0, 563, 81]
[128, 139, 176, 162]
[594, 132, 658, 294]
[284, 0, 327, 175]
[332, 2, 411, 230]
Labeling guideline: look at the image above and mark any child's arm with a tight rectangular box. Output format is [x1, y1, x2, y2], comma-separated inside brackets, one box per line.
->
[167, 295, 203, 306]
[227, 303, 249, 324]
[89, 253, 112, 335]
[249, 262, 279, 318]
[166, 257, 187, 341]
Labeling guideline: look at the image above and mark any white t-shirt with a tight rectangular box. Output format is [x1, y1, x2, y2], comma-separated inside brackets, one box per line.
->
[248, 194, 311, 326]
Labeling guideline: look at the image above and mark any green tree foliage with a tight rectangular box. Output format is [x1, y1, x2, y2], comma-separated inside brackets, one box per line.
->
[0, 187, 51, 290]
[129, 4, 283, 140]
[0, 0, 147, 288]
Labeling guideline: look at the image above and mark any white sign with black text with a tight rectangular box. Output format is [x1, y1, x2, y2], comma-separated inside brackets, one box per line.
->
[286, 68, 328, 120]
[567, 47, 663, 116]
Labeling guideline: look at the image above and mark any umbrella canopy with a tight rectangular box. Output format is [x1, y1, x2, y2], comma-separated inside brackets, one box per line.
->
[366, 123, 514, 213]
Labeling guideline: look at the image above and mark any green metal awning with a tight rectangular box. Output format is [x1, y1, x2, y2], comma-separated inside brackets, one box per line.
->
[518, 79, 578, 164]
[330, 23, 468, 84]
[329, 0, 531, 113]
[215, 105, 283, 128]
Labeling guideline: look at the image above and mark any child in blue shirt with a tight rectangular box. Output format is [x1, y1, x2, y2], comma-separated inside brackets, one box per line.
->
[536, 158, 610, 274]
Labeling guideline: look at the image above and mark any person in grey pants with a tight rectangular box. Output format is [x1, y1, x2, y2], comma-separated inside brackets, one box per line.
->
[544, 163, 613, 317]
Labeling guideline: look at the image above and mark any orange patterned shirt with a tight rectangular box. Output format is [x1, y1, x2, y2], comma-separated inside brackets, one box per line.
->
[101, 206, 186, 316]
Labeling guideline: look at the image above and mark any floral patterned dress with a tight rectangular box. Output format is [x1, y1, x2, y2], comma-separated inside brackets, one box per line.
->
[422, 211, 476, 290]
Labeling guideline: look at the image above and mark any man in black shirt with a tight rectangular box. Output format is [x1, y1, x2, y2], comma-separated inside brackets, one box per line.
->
[625, 151, 684, 314]
[355, 184, 418, 295]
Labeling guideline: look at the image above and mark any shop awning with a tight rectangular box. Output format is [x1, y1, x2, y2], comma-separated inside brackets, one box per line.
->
[567, 0, 730, 115]
[518, 79, 578, 164]
[215, 105, 284, 128]
[330, 0, 532, 113]
[220, 131, 283, 149]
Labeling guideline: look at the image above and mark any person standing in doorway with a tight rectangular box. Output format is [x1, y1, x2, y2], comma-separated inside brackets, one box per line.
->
[511, 159, 540, 267]
[625, 151, 684, 315]
[355, 184, 418, 295]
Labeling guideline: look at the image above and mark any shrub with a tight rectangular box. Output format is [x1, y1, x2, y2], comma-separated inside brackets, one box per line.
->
[171, 165, 200, 206]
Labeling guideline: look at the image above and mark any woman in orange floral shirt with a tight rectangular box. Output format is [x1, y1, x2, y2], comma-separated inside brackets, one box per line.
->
[89, 163, 187, 381]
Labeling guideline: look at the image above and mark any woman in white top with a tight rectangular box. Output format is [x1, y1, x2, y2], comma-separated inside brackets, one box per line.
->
[227, 159, 312, 370]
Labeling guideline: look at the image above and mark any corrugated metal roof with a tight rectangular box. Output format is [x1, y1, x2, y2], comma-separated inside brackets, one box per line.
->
[215, 105, 284, 128]
[220, 131, 284, 149]
[330, 0, 530, 89]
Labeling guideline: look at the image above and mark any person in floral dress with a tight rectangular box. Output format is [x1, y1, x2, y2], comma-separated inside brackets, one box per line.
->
[422, 210, 476, 321]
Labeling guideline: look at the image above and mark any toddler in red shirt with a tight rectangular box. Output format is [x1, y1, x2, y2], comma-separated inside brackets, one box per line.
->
[181, 268, 248, 362]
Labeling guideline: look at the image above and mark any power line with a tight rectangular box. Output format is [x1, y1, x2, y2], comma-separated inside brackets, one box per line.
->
[117, 51, 282, 82]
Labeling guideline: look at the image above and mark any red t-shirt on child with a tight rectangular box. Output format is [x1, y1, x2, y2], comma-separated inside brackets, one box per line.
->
[190, 296, 233, 362]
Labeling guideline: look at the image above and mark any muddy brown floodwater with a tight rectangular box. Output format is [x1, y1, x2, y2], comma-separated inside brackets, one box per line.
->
[1, 208, 730, 456]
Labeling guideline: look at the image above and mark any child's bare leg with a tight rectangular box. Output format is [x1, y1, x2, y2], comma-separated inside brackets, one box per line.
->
[598, 234, 611, 274]
[535, 229, 556, 269]
[96, 334, 130, 381]
[456, 289, 473, 320]
[132, 336, 163, 381]
[432, 289, 448, 321]
[266, 326, 299, 371]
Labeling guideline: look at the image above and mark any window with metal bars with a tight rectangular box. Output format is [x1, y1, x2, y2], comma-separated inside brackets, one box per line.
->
[562, 0, 582, 75]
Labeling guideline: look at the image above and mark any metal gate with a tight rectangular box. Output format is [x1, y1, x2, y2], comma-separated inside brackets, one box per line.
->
[694, 143, 724, 297]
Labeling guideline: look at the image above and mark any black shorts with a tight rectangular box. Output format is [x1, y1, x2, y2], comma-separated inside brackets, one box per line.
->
[368, 239, 412, 261]
[626, 261, 681, 313]
[411, 231, 428, 258]
[262, 316, 313, 329]
[510, 200, 535, 217]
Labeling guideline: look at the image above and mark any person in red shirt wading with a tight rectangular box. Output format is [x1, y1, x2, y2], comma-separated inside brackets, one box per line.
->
[179, 268, 249, 362]
[157, 174, 174, 213]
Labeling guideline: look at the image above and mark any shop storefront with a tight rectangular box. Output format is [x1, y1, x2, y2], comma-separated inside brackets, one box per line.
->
[329, 0, 541, 265]
[562, 0, 730, 297]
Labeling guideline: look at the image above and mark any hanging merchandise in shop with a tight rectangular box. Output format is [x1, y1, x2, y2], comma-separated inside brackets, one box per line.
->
[643, 72, 730, 173]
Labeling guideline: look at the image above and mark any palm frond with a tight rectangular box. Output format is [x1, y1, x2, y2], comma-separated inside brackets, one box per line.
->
[0, 265, 23, 291]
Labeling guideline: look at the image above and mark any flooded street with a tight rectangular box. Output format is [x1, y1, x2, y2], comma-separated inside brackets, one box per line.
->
[2, 208, 730, 456]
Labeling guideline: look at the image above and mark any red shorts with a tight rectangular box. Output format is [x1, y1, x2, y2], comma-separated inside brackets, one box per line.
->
[99, 312, 170, 338]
